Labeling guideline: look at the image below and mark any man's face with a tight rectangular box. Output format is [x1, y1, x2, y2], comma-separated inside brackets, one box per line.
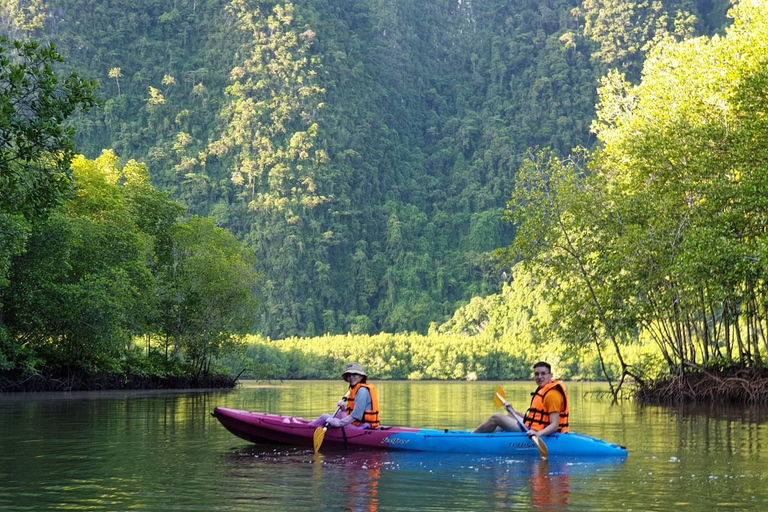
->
[533, 366, 552, 387]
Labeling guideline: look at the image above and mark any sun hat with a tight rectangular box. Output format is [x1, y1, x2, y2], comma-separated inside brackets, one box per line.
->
[341, 361, 367, 380]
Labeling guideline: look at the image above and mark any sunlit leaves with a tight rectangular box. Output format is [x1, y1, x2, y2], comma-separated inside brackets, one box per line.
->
[583, 2, 768, 369]
[576, 0, 698, 80]
[2, 148, 258, 375]
[4, 153, 157, 372]
[212, 0, 326, 219]
[504, 2, 768, 379]
[0, 36, 95, 286]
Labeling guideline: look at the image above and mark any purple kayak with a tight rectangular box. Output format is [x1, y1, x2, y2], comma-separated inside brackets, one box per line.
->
[212, 407, 628, 457]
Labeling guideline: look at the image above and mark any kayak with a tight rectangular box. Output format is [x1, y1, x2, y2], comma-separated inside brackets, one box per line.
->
[212, 407, 627, 457]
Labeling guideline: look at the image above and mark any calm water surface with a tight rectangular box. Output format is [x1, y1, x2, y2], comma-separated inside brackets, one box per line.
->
[0, 381, 766, 511]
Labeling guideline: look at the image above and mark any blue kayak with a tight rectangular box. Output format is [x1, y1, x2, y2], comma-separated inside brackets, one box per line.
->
[212, 408, 628, 457]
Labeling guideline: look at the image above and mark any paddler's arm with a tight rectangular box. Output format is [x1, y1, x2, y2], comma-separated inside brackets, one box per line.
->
[527, 412, 559, 438]
[502, 401, 525, 420]
[327, 387, 369, 428]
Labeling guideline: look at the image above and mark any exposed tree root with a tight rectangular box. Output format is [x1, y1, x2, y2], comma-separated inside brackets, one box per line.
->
[633, 365, 768, 404]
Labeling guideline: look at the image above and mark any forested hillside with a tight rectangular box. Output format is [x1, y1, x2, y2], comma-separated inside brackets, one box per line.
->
[1, 0, 731, 338]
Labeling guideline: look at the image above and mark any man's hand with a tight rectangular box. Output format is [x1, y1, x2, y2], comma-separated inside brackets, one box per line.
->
[336, 400, 347, 409]
[326, 417, 342, 428]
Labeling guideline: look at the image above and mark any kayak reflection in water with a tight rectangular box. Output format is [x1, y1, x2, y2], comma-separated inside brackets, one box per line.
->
[473, 361, 569, 444]
[344, 453, 384, 512]
[530, 460, 570, 511]
[309, 361, 381, 429]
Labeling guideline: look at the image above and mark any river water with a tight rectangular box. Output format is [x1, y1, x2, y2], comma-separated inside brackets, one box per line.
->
[0, 380, 766, 511]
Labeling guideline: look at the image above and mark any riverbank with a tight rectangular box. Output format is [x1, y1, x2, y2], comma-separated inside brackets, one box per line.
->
[634, 365, 768, 404]
[0, 369, 239, 393]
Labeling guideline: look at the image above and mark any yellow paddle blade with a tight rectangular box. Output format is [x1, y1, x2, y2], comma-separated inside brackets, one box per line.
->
[313, 426, 327, 453]
[532, 435, 549, 459]
[493, 386, 507, 407]
[313, 392, 349, 453]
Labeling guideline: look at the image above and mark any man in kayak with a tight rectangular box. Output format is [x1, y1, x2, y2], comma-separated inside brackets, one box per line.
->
[473, 361, 569, 441]
[310, 361, 381, 428]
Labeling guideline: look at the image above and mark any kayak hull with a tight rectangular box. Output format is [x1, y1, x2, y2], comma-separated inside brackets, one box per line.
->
[212, 407, 627, 457]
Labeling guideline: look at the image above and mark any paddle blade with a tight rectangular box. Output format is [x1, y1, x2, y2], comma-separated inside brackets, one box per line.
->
[493, 384, 548, 459]
[493, 386, 507, 407]
[532, 435, 549, 459]
[313, 426, 327, 453]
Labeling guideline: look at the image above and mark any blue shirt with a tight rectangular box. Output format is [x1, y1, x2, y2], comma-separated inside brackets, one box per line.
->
[349, 386, 371, 421]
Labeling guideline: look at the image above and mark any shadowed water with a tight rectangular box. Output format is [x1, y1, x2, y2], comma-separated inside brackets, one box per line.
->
[0, 381, 766, 511]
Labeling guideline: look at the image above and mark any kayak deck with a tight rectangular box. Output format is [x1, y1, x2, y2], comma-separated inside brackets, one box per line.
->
[212, 407, 627, 457]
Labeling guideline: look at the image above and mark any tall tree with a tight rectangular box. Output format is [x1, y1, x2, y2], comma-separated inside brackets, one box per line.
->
[589, 0, 768, 370]
[508, 149, 642, 400]
[0, 36, 95, 298]
[157, 215, 259, 375]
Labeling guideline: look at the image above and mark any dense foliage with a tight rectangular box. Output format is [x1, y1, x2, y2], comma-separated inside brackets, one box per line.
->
[0, 146, 258, 375]
[8, 1, 761, 395]
[222, 263, 657, 381]
[0, 35, 96, 288]
[0, 0, 730, 337]
[505, 1, 768, 397]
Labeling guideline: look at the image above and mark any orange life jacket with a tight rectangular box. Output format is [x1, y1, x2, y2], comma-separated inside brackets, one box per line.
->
[345, 382, 380, 428]
[523, 380, 569, 433]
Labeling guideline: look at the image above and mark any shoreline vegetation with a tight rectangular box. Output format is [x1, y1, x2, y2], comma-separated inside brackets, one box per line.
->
[3, 365, 768, 405]
[0, 369, 241, 393]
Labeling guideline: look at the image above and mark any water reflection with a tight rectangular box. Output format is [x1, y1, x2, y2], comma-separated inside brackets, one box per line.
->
[219, 445, 388, 510]
[633, 401, 768, 458]
[320, 451, 384, 512]
[2, 382, 768, 511]
[669, 401, 768, 424]
[528, 460, 570, 511]
[221, 444, 623, 511]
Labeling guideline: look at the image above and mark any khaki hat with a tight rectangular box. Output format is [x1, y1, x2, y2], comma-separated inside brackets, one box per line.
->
[341, 361, 367, 380]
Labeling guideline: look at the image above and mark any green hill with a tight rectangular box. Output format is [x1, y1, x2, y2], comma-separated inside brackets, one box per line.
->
[0, 0, 731, 337]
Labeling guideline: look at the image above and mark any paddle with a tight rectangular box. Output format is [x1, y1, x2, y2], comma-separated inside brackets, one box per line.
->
[313, 392, 349, 453]
[494, 385, 549, 459]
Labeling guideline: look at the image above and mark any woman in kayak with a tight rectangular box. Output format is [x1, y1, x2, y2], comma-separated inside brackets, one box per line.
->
[310, 361, 380, 428]
[473, 361, 569, 441]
